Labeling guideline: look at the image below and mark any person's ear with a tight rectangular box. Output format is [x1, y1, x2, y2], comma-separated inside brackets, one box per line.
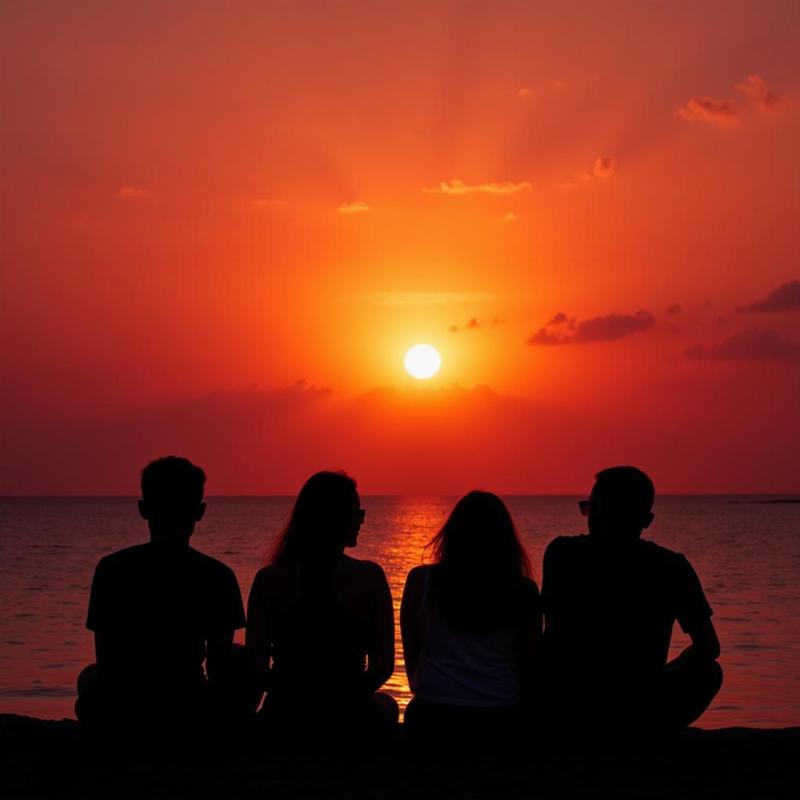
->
[642, 511, 655, 529]
[138, 500, 149, 520]
[196, 502, 206, 522]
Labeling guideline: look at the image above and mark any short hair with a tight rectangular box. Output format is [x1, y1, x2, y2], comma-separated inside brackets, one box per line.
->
[592, 466, 655, 516]
[140, 456, 206, 510]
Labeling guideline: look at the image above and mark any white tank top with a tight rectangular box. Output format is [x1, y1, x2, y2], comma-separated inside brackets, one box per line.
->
[410, 568, 522, 708]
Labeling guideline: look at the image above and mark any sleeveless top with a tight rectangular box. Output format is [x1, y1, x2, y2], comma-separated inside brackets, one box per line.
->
[267, 560, 369, 706]
[410, 568, 522, 708]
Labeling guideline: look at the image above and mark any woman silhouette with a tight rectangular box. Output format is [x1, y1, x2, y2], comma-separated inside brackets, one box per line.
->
[401, 491, 541, 745]
[246, 471, 397, 744]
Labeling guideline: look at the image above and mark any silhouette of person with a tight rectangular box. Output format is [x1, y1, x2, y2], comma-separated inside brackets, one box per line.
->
[75, 456, 246, 744]
[541, 466, 722, 736]
[245, 471, 398, 747]
[401, 491, 541, 746]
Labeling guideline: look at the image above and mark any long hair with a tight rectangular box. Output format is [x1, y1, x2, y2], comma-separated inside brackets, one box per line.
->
[424, 491, 532, 633]
[270, 471, 358, 564]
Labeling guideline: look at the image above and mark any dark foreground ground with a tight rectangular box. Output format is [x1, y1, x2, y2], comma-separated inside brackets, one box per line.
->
[1, 714, 798, 799]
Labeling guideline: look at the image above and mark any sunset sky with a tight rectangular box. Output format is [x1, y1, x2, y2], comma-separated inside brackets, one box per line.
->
[2, 0, 799, 495]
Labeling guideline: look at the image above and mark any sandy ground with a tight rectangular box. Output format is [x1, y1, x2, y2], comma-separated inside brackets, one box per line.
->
[1, 714, 798, 799]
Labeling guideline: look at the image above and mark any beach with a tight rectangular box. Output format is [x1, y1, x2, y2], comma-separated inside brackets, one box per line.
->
[2, 714, 798, 799]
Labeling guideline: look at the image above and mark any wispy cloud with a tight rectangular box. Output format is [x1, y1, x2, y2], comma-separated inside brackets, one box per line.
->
[735, 74, 781, 109]
[666, 304, 683, 316]
[369, 291, 495, 307]
[676, 96, 739, 127]
[737, 280, 800, 313]
[528, 311, 654, 345]
[117, 186, 149, 199]
[685, 329, 800, 361]
[503, 212, 518, 223]
[450, 316, 503, 333]
[592, 156, 617, 178]
[422, 179, 532, 196]
[338, 200, 370, 214]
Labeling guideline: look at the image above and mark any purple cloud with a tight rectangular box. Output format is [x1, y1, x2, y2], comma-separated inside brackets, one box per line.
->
[685, 329, 800, 361]
[528, 310, 654, 345]
[737, 280, 800, 313]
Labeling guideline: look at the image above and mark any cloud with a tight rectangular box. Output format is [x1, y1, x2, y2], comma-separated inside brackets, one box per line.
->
[547, 312, 576, 328]
[422, 179, 532, 196]
[735, 74, 781, 109]
[737, 280, 800, 313]
[676, 96, 739, 126]
[592, 156, 617, 178]
[369, 291, 494, 306]
[503, 212, 517, 223]
[518, 87, 531, 99]
[117, 186, 149, 199]
[338, 200, 370, 214]
[528, 311, 654, 345]
[666, 304, 683, 316]
[685, 329, 800, 361]
[575, 311, 654, 342]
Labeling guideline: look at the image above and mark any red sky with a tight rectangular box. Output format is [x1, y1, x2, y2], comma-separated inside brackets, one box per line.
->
[2, 1, 799, 495]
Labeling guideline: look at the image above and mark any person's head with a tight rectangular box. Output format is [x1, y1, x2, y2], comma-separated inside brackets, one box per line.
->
[425, 491, 531, 633]
[582, 466, 655, 541]
[138, 456, 206, 545]
[427, 490, 531, 578]
[271, 471, 363, 564]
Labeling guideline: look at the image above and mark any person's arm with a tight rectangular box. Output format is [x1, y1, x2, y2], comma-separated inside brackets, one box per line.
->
[540, 538, 563, 636]
[671, 555, 720, 667]
[671, 616, 721, 667]
[245, 569, 274, 692]
[206, 566, 246, 686]
[362, 562, 395, 693]
[517, 579, 543, 693]
[400, 566, 425, 683]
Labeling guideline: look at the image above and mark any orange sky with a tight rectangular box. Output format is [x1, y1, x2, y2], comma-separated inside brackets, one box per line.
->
[2, 1, 799, 494]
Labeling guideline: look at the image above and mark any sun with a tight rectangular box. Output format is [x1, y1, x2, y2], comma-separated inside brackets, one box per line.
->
[404, 344, 442, 379]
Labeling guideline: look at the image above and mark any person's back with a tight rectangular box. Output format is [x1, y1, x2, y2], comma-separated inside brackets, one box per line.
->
[248, 554, 384, 707]
[76, 457, 245, 741]
[401, 492, 541, 747]
[408, 564, 538, 709]
[246, 471, 397, 746]
[542, 467, 722, 735]
[87, 542, 243, 707]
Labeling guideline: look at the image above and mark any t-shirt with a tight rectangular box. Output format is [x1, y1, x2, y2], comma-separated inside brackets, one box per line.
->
[86, 543, 245, 694]
[541, 535, 713, 690]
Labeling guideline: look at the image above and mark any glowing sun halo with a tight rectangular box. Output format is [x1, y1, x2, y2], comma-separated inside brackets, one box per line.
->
[404, 344, 442, 379]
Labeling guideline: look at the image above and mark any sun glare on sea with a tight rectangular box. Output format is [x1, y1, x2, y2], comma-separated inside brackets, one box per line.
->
[404, 344, 442, 379]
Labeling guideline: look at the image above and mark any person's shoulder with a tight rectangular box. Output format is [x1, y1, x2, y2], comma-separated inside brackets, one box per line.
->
[638, 538, 685, 562]
[95, 543, 150, 572]
[519, 574, 540, 597]
[638, 539, 695, 572]
[186, 547, 239, 582]
[544, 534, 588, 558]
[406, 563, 432, 581]
[339, 554, 387, 582]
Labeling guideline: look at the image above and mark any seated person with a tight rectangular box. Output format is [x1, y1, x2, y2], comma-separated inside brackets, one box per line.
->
[401, 491, 541, 747]
[542, 466, 722, 735]
[245, 471, 397, 747]
[75, 456, 246, 743]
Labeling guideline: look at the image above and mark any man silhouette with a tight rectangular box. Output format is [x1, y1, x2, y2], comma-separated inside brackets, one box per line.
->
[76, 456, 246, 742]
[542, 466, 722, 735]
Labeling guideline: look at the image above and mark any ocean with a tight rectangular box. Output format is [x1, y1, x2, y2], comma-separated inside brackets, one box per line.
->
[1, 496, 798, 727]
